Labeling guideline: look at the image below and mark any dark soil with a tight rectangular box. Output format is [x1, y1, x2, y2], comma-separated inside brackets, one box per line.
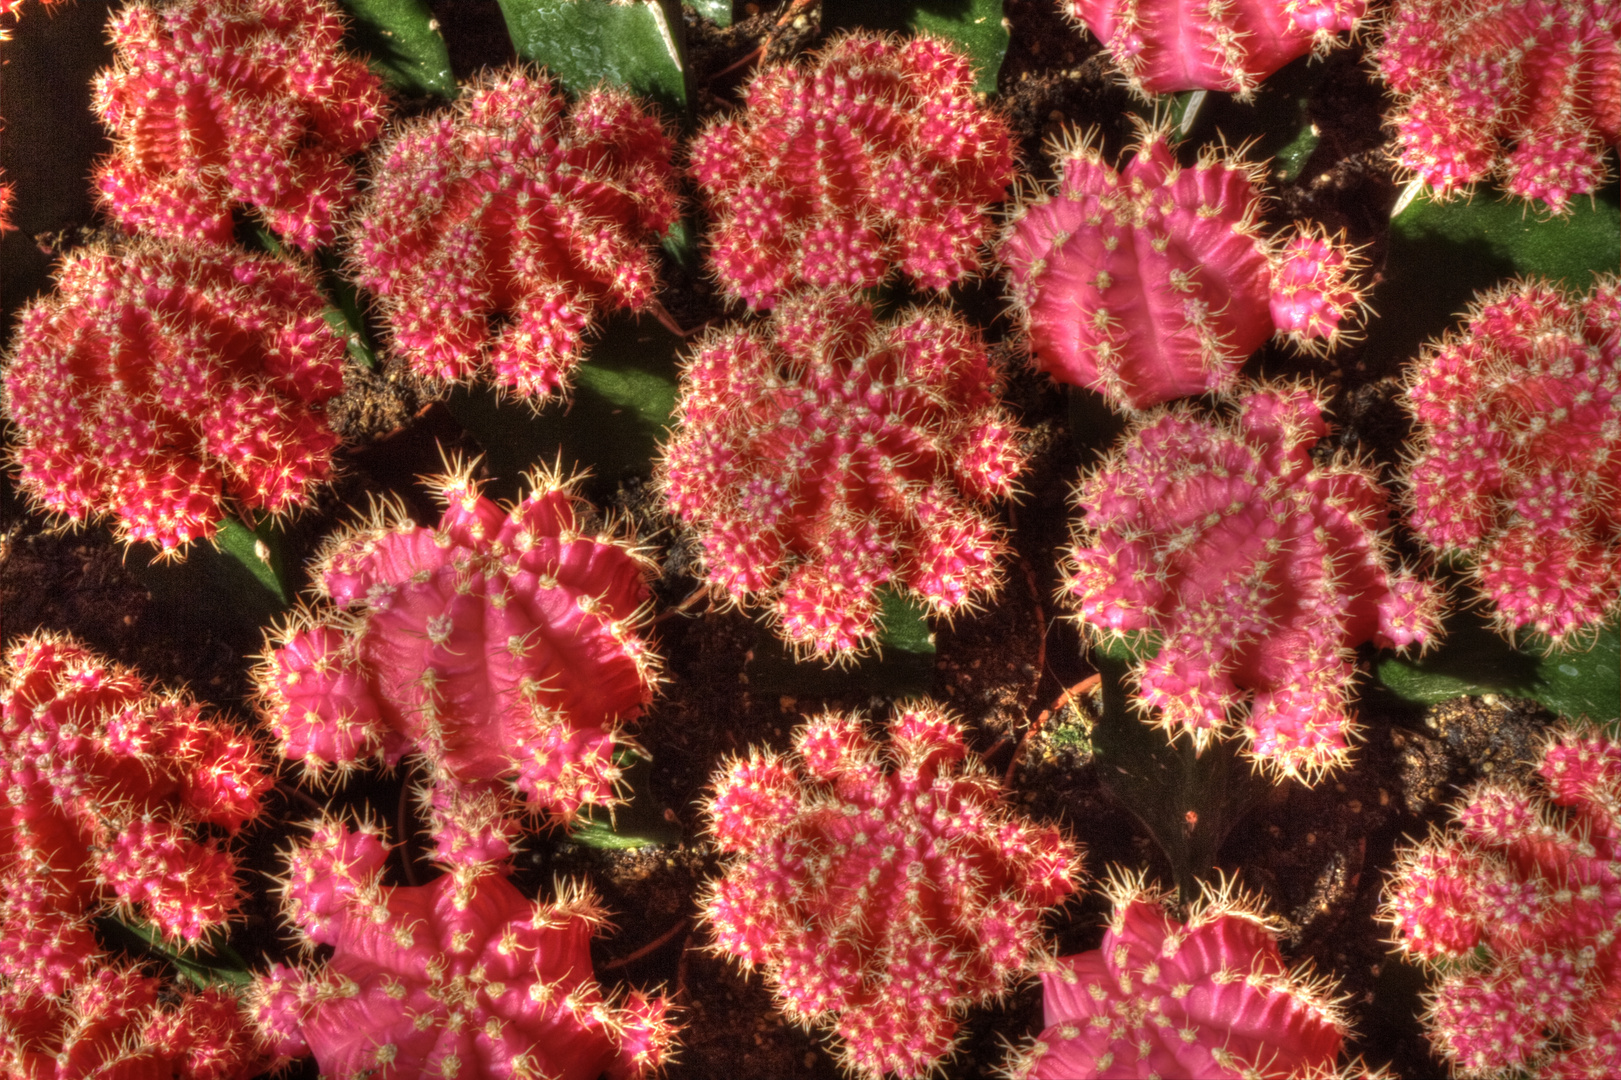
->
[0, 2, 1570, 1078]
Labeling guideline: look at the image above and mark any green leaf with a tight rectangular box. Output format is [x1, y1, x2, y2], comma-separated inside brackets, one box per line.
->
[1362, 177, 1621, 373]
[567, 750, 683, 848]
[877, 589, 936, 656]
[97, 917, 252, 990]
[743, 589, 938, 699]
[822, 0, 1008, 96]
[1374, 608, 1621, 724]
[691, 0, 732, 27]
[1090, 654, 1267, 901]
[441, 309, 682, 504]
[317, 250, 379, 369]
[337, 0, 456, 97]
[215, 515, 294, 607]
[497, 0, 689, 117]
[1178, 53, 1330, 183]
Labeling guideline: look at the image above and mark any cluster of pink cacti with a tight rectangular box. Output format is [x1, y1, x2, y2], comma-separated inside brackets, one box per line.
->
[1376, 0, 1621, 213]
[1, 239, 348, 553]
[92, 0, 386, 251]
[689, 32, 1014, 311]
[660, 292, 1025, 657]
[349, 68, 679, 400]
[701, 702, 1080, 1079]
[249, 816, 674, 1079]
[1403, 274, 1621, 644]
[1001, 128, 1364, 411]
[1009, 872, 1360, 1080]
[1384, 726, 1621, 1077]
[255, 463, 658, 830]
[1064, 382, 1443, 779]
[1065, 0, 1368, 98]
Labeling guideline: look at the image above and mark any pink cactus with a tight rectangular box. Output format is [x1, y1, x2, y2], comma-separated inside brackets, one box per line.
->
[1, 963, 268, 1080]
[1063, 382, 1442, 781]
[659, 292, 1025, 658]
[349, 68, 679, 400]
[1376, 0, 1621, 213]
[1384, 726, 1621, 1077]
[1000, 128, 1364, 411]
[687, 32, 1015, 311]
[1008, 873, 1363, 1080]
[92, 0, 386, 251]
[1402, 274, 1621, 644]
[700, 702, 1081, 1079]
[0, 632, 269, 949]
[254, 463, 658, 827]
[1065, 0, 1368, 98]
[1, 238, 348, 554]
[249, 816, 675, 1079]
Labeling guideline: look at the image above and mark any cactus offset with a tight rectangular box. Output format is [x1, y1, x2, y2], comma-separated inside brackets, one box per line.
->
[350, 68, 678, 400]
[1008, 872, 1368, 1080]
[0, 633, 269, 947]
[1063, 382, 1442, 781]
[249, 817, 676, 1079]
[1065, 0, 1368, 98]
[1384, 726, 1621, 1077]
[1402, 274, 1621, 645]
[700, 703, 1081, 1079]
[1001, 128, 1364, 411]
[659, 292, 1025, 659]
[1376, 0, 1621, 213]
[1, 238, 348, 554]
[255, 463, 658, 826]
[92, 0, 386, 251]
[688, 32, 1014, 311]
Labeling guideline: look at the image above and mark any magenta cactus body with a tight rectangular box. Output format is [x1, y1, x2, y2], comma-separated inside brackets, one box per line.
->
[0, 633, 269, 950]
[1000, 130, 1363, 411]
[701, 703, 1081, 1079]
[1, 239, 348, 554]
[92, 0, 386, 251]
[250, 818, 675, 1080]
[255, 464, 657, 825]
[1384, 727, 1621, 1077]
[659, 292, 1025, 658]
[1402, 274, 1621, 644]
[1065, 0, 1368, 98]
[350, 68, 678, 400]
[688, 32, 1015, 311]
[1063, 383, 1442, 780]
[1376, 0, 1621, 213]
[1009, 875, 1357, 1080]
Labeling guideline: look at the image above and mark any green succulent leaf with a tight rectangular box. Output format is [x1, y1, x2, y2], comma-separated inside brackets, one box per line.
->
[337, 0, 456, 98]
[1177, 53, 1331, 183]
[1374, 609, 1621, 724]
[497, 0, 689, 118]
[822, 0, 1008, 96]
[215, 514, 294, 607]
[568, 751, 682, 848]
[97, 917, 252, 990]
[691, 0, 732, 27]
[743, 589, 937, 699]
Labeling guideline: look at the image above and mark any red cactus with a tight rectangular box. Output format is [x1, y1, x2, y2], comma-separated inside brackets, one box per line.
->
[1009, 873, 1365, 1080]
[1, 238, 348, 554]
[688, 32, 1015, 311]
[254, 463, 658, 827]
[349, 67, 679, 400]
[0, 633, 268, 950]
[1063, 382, 1442, 781]
[659, 292, 1025, 659]
[1376, 0, 1621, 213]
[1000, 128, 1364, 411]
[249, 817, 676, 1079]
[92, 0, 386, 251]
[1402, 274, 1621, 645]
[700, 702, 1081, 1079]
[1384, 726, 1621, 1077]
[1065, 0, 1368, 98]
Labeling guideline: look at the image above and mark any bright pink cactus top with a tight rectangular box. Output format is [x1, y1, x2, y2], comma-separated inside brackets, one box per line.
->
[1001, 130, 1361, 411]
[92, 0, 386, 251]
[1064, 382, 1441, 780]
[1403, 274, 1621, 644]
[688, 32, 1015, 310]
[701, 703, 1081, 1080]
[1, 239, 348, 554]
